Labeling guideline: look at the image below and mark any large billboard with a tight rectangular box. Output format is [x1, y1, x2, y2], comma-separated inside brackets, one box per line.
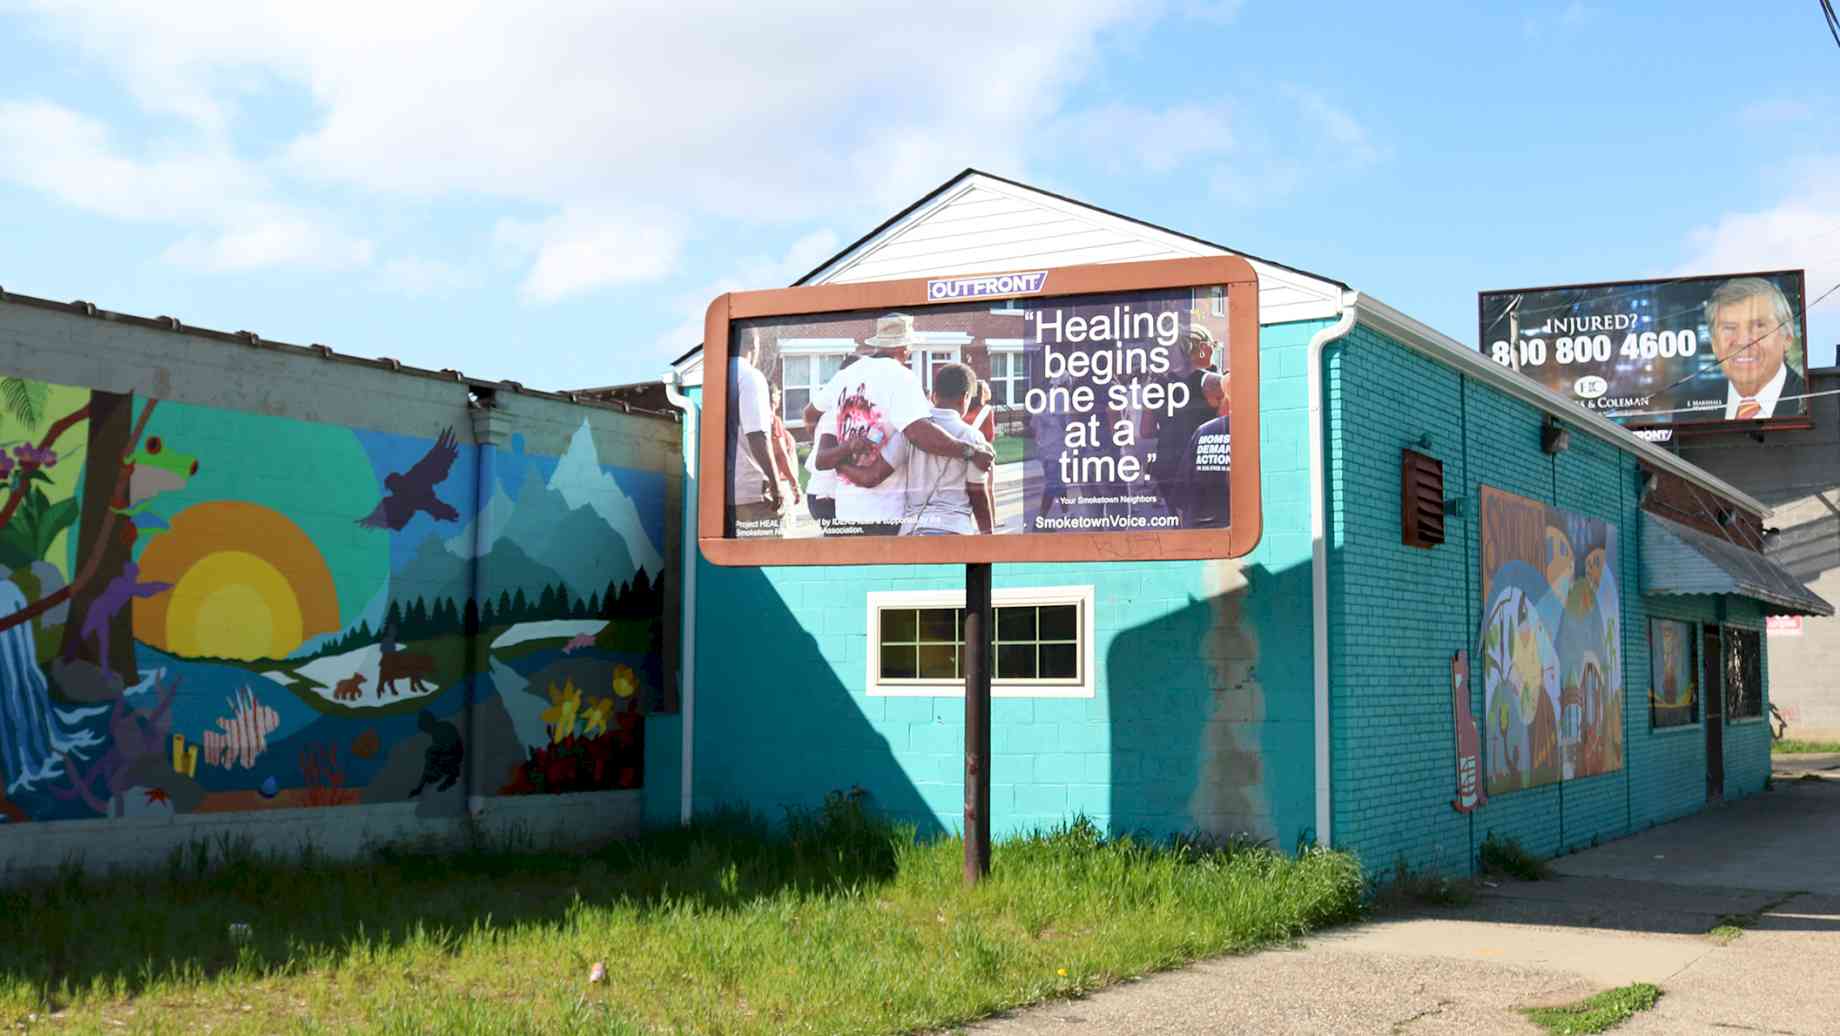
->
[698, 257, 1262, 566]
[1479, 270, 1808, 433]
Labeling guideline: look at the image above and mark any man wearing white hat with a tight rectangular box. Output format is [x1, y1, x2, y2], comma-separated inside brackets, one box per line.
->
[804, 313, 995, 536]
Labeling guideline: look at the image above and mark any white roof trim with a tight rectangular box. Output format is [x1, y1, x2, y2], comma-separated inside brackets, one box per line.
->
[805, 173, 1345, 324]
[1349, 292, 1770, 518]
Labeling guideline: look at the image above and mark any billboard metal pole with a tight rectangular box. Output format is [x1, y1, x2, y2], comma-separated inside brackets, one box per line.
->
[964, 561, 992, 884]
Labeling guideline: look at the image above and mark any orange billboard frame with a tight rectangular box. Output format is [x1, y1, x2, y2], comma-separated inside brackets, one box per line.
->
[698, 255, 1262, 566]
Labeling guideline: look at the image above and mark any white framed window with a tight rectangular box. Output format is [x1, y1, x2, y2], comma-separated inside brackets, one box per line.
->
[985, 339, 1026, 405]
[865, 585, 1095, 697]
[777, 338, 853, 427]
[991, 299, 1025, 315]
[1209, 285, 1225, 317]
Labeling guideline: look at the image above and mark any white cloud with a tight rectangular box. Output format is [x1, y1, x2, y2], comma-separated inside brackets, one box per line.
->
[496, 207, 686, 304]
[1046, 103, 1235, 175]
[1200, 86, 1379, 206]
[1284, 86, 1381, 168]
[1675, 157, 1840, 366]
[0, 98, 372, 273]
[651, 229, 845, 365]
[7, 0, 1144, 301]
[162, 221, 373, 273]
[377, 256, 466, 297]
[1739, 98, 1813, 125]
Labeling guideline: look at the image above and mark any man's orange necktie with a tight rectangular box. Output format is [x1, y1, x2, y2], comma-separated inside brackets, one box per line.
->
[1736, 398, 1762, 420]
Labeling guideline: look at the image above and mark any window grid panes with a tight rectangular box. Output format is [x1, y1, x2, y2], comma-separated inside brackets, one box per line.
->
[990, 351, 1027, 405]
[781, 353, 846, 423]
[877, 603, 1080, 684]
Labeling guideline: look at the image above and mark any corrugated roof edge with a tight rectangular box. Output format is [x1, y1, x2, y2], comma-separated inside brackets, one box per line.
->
[668, 166, 1350, 368]
[0, 287, 679, 421]
[1351, 292, 1771, 518]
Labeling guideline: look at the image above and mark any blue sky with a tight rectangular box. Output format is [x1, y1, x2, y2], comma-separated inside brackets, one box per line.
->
[1, 2, 1835, 391]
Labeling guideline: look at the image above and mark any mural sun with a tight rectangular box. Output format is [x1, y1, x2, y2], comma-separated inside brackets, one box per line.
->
[134, 501, 339, 662]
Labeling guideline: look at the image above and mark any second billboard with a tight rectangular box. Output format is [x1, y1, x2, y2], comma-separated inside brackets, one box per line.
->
[1479, 269, 1807, 430]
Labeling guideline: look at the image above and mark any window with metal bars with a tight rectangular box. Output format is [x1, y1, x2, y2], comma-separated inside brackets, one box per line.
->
[1724, 627, 1763, 720]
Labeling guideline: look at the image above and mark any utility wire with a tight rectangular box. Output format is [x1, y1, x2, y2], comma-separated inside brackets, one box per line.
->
[1823, 0, 1840, 48]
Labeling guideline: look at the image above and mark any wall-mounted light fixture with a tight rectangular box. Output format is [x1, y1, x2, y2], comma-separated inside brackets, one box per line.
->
[1541, 416, 1571, 455]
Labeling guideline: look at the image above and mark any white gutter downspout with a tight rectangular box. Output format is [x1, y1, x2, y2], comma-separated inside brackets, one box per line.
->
[1308, 291, 1359, 849]
[662, 369, 697, 826]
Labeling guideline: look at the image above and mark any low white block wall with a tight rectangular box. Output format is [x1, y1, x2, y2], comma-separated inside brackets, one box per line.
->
[0, 790, 641, 884]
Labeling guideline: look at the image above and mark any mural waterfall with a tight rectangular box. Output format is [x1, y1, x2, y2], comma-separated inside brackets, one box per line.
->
[0, 377, 667, 824]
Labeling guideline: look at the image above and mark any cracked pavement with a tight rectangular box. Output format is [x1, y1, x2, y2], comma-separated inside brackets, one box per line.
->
[964, 777, 1840, 1035]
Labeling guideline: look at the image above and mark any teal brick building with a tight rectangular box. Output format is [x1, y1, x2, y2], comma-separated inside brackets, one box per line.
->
[641, 171, 1831, 875]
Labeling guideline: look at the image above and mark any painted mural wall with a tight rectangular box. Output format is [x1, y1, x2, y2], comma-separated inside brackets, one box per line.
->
[0, 375, 667, 825]
[1479, 484, 1625, 796]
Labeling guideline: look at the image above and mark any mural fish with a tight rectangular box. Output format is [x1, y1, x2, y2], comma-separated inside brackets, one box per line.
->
[203, 686, 280, 770]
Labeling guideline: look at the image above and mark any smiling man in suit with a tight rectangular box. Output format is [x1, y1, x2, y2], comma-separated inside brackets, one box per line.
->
[1707, 277, 1805, 421]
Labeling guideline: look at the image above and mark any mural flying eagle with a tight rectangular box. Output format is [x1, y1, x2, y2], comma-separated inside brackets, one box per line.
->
[358, 427, 460, 530]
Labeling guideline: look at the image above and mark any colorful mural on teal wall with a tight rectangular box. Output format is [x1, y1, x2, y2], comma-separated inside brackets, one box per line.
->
[1479, 484, 1624, 796]
[0, 377, 667, 824]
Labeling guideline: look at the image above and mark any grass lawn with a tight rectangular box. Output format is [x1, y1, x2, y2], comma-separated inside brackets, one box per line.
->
[1773, 738, 1840, 755]
[0, 800, 1363, 1034]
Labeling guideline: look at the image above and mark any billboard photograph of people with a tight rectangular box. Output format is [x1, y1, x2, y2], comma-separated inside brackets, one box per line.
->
[1478, 270, 1807, 429]
[722, 284, 1234, 541]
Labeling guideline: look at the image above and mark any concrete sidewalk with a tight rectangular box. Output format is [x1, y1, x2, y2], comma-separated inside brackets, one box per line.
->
[965, 781, 1840, 1035]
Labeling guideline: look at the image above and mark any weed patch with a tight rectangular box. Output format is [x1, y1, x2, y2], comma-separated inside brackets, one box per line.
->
[1375, 858, 1474, 910]
[1774, 738, 1840, 755]
[1524, 982, 1660, 1034]
[1480, 833, 1552, 881]
[0, 800, 1364, 1034]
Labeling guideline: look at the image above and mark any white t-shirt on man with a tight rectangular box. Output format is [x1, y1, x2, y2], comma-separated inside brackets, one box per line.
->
[812, 355, 934, 524]
[888, 407, 989, 535]
[729, 357, 774, 506]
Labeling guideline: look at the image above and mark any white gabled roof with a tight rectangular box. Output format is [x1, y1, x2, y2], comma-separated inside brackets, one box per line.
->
[673, 169, 1347, 387]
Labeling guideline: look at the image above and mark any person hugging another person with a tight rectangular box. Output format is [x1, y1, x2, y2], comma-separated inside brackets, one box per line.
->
[833, 362, 994, 535]
[804, 313, 994, 536]
[964, 378, 998, 520]
[804, 354, 861, 532]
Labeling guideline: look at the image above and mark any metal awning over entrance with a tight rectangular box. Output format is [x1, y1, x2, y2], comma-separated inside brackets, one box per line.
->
[1643, 513, 1835, 617]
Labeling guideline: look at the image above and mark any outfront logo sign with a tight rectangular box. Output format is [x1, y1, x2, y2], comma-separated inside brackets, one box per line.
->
[926, 270, 1048, 301]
